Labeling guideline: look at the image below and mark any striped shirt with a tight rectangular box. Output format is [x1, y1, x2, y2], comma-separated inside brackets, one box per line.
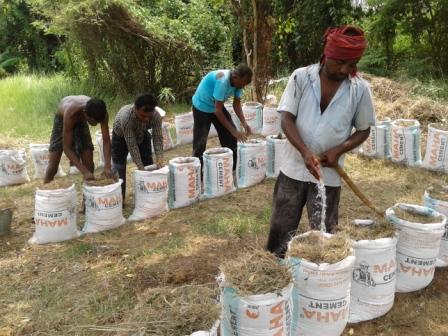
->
[113, 104, 163, 168]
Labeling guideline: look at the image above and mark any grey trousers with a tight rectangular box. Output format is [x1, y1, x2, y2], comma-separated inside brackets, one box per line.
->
[266, 172, 341, 258]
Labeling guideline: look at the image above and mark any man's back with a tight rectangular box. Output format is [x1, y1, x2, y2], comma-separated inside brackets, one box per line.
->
[57, 95, 90, 118]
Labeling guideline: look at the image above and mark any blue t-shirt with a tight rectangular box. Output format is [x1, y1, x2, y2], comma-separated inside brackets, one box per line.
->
[192, 70, 243, 113]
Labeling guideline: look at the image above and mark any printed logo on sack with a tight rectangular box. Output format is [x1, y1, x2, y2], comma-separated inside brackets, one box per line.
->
[86, 194, 122, 210]
[35, 211, 68, 227]
[264, 115, 279, 125]
[353, 259, 396, 286]
[244, 300, 287, 334]
[392, 128, 405, 160]
[217, 157, 233, 192]
[35, 154, 49, 165]
[187, 165, 199, 199]
[429, 132, 447, 166]
[179, 127, 193, 136]
[400, 257, 436, 277]
[1, 163, 24, 175]
[302, 299, 349, 323]
[247, 156, 266, 170]
[363, 129, 376, 155]
[353, 261, 376, 287]
[138, 180, 168, 194]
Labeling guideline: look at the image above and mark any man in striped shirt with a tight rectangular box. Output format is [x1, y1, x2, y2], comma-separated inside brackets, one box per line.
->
[112, 94, 164, 201]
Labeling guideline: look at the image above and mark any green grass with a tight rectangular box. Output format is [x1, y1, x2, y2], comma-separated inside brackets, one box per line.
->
[0, 74, 191, 142]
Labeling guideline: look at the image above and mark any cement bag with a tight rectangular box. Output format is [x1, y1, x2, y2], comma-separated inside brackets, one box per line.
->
[390, 119, 422, 166]
[242, 102, 263, 135]
[30, 184, 80, 244]
[261, 104, 281, 136]
[266, 135, 287, 178]
[29, 144, 66, 179]
[219, 277, 293, 336]
[162, 122, 175, 150]
[225, 103, 242, 131]
[0, 149, 30, 187]
[361, 119, 391, 159]
[422, 123, 448, 172]
[175, 112, 194, 145]
[209, 124, 218, 138]
[82, 179, 125, 233]
[237, 140, 267, 188]
[385, 203, 446, 292]
[68, 165, 80, 175]
[168, 157, 201, 209]
[423, 186, 448, 267]
[95, 129, 112, 168]
[203, 147, 235, 198]
[128, 165, 169, 221]
[287, 231, 355, 336]
[190, 321, 220, 336]
[349, 237, 397, 323]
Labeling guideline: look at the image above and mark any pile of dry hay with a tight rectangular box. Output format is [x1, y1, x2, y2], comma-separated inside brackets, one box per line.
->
[0, 198, 15, 210]
[287, 231, 351, 264]
[336, 218, 396, 241]
[0, 134, 22, 150]
[219, 249, 292, 297]
[85, 177, 118, 187]
[121, 285, 220, 336]
[38, 180, 74, 190]
[393, 206, 444, 224]
[363, 74, 448, 127]
[427, 184, 448, 202]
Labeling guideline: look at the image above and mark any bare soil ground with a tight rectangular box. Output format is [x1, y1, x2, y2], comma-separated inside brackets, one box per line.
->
[1, 74, 448, 336]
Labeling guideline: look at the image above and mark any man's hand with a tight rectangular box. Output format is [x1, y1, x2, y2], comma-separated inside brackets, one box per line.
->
[156, 157, 164, 169]
[242, 123, 252, 136]
[303, 150, 322, 180]
[102, 166, 112, 178]
[83, 171, 95, 181]
[320, 147, 342, 168]
[234, 130, 248, 142]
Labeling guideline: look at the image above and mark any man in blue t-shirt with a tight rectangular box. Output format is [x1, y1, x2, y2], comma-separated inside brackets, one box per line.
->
[192, 64, 252, 170]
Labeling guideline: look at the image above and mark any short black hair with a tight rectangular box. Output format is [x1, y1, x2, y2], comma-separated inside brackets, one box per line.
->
[135, 94, 158, 112]
[234, 64, 253, 80]
[85, 98, 107, 122]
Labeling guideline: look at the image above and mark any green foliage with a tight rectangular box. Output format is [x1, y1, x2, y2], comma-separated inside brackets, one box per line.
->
[158, 87, 176, 105]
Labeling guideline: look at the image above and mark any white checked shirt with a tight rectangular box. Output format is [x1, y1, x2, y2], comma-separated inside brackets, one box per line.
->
[278, 63, 375, 186]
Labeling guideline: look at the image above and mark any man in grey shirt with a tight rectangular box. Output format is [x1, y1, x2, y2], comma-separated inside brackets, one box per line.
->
[267, 25, 376, 257]
[112, 94, 164, 201]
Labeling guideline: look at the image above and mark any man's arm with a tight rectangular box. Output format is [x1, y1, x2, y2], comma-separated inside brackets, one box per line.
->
[281, 111, 321, 180]
[232, 98, 251, 136]
[100, 113, 112, 175]
[151, 114, 164, 168]
[62, 115, 94, 180]
[215, 101, 247, 142]
[320, 128, 370, 167]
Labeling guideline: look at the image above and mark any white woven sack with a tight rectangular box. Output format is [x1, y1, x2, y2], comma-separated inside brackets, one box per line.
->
[390, 119, 422, 166]
[386, 203, 446, 292]
[349, 237, 397, 323]
[225, 103, 242, 132]
[422, 123, 448, 172]
[128, 165, 169, 221]
[168, 157, 201, 209]
[209, 124, 218, 138]
[423, 188, 448, 267]
[361, 119, 391, 159]
[219, 273, 293, 336]
[30, 184, 80, 244]
[29, 144, 66, 179]
[261, 104, 281, 136]
[0, 149, 30, 186]
[162, 122, 175, 150]
[242, 102, 263, 135]
[287, 231, 355, 336]
[237, 140, 266, 188]
[203, 147, 235, 198]
[266, 135, 287, 178]
[175, 112, 194, 145]
[95, 129, 112, 168]
[82, 179, 125, 233]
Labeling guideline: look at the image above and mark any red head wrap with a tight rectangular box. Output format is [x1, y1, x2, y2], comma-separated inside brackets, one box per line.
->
[323, 25, 367, 60]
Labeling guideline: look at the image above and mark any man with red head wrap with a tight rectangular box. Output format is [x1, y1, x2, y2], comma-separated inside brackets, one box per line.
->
[267, 25, 375, 258]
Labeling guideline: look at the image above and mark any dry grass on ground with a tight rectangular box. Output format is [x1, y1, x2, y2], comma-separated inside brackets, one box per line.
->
[1, 75, 448, 336]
